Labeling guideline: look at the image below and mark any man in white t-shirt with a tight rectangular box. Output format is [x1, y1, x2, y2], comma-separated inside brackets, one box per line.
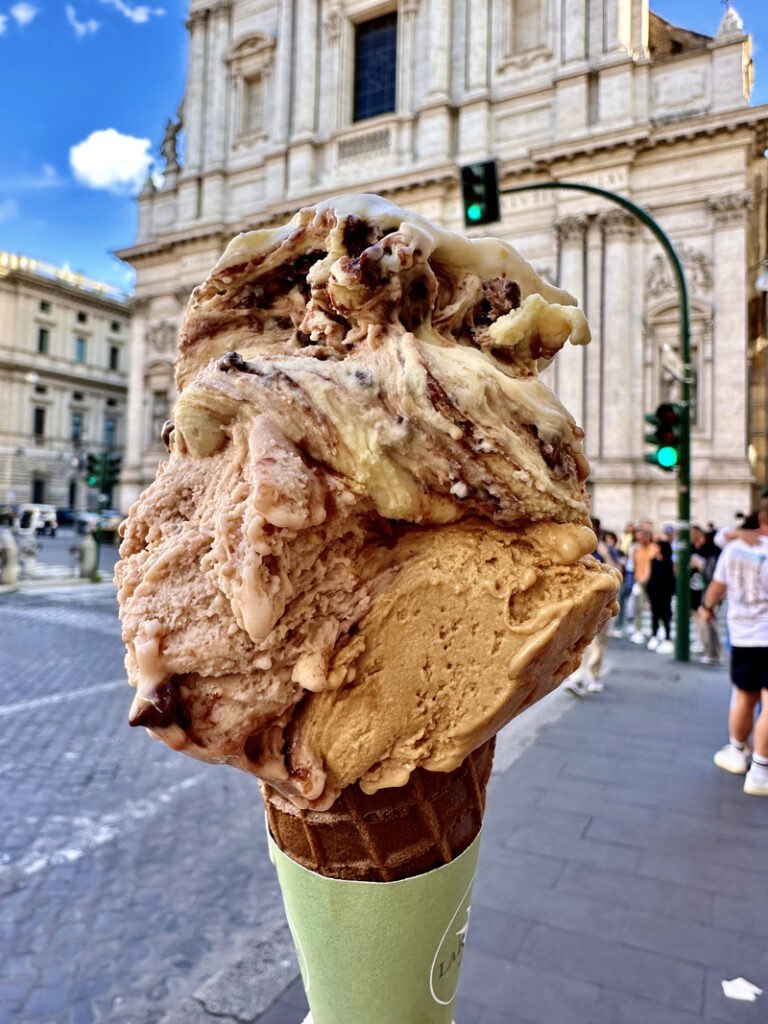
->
[701, 498, 768, 796]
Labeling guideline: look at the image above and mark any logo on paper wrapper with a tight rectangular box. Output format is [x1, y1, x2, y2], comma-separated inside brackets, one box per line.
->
[429, 882, 474, 1006]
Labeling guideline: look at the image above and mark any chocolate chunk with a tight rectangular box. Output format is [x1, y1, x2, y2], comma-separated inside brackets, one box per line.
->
[342, 215, 374, 258]
[161, 420, 175, 451]
[473, 278, 522, 326]
[218, 350, 249, 373]
[129, 679, 182, 730]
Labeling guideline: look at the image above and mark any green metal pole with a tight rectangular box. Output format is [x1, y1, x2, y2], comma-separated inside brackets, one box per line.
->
[501, 180, 691, 662]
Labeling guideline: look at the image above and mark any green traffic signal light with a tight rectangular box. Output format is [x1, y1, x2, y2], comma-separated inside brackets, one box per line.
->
[87, 473, 99, 487]
[460, 161, 501, 228]
[644, 402, 682, 473]
[657, 446, 679, 469]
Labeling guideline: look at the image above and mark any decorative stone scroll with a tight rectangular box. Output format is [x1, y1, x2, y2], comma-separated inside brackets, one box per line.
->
[599, 209, 636, 240]
[146, 321, 178, 356]
[707, 192, 752, 227]
[556, 215, 588, 245]
[646, 243, 713, 300]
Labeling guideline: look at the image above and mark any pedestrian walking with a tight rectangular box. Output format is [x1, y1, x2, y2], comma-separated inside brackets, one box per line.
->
[702, 497, 768, 797]
[646, 536, 675, 655]
[689, 524, 721, 664]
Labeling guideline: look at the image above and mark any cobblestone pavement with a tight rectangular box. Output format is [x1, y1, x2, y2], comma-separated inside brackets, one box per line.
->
[0, 585, 284, 1024]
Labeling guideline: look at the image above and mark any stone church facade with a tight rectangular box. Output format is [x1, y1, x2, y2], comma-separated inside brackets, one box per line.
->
[118, 0, 768, 531]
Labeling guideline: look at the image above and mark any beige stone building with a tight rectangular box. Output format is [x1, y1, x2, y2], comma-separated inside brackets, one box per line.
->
[118, 0, 768, 530]
[0, 253, 130, 511]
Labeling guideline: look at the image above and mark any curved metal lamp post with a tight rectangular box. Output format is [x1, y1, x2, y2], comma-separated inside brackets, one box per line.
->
[501, 181, 691, 662]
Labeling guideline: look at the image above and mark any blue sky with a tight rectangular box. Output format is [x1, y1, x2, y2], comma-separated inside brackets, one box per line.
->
[0, 1, 766, 294]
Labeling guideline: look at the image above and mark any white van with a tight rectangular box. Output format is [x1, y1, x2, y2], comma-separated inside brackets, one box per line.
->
[15, 504, 58, 536]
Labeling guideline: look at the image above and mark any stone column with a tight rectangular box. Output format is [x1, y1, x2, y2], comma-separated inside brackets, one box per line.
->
[398, 0, 419, 114]
[466, 0, 489, 94]
[427, 0, 451, 98]
[600, 209, 637, 459]
[183, 11, 207, 175]
[583, 218, 603, 459]
[293, 0, 319, 138]
[121, 296, 149, 511]
[555, 216, 588, 430]
[560, 0, 587, 63]
[205, 0, 232, 172]
[273, 0, 295, 143]
[708, 193, 752, 462]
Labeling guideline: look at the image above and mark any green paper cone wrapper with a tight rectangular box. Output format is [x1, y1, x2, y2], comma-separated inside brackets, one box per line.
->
[269, 827, 480, 1024]
[263, 738, 494, 1024]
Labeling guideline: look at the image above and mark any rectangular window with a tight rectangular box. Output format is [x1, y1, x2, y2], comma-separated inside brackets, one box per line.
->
[109, 345, 120, 371]
[40, 300, 51, 314]
[151, 390, 169, 444]
[354, 14, 397, 122]
[111, 320, 121, 333]
[77, 311, 87, 323]
[243, 76, 264, 134]
[33, 406, 46, 440]
[104, 416, 117, 448]
[71, 410, 84, 442]
[75, 336, 87, 363]
[31, 476, 46, 503]
[38, 327, 49, 354]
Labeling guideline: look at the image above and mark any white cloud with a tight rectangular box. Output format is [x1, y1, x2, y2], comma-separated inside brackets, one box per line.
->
[0, 14, 8, 34]
[0, 199, 19, 223]
[10, 3, 37, 26]
[70, 128, 152, 195]
[66, 4, 100, 37]
[97, 0, 164, 23]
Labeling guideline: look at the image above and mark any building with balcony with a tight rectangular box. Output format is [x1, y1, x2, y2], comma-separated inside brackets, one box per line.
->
[118, 0, 768, 530]
[0, 253, 130, 511]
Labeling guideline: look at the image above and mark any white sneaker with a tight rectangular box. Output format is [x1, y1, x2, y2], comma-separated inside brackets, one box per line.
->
[743, 767, 768, 797]
[586, 680, 605, 693]
[647, 636, 659, 651]
[629, 631, 646, 645]
[564, 678, 587, 697]
[714, 743, 750, 775]
[656, 639, 674, 655]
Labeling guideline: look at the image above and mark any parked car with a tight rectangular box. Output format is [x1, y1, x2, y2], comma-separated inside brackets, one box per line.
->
[98, 509, 124, 542]
[56, 507, 77, 527]
[74, 511, 100, 535]
[15, 504, 58, 536]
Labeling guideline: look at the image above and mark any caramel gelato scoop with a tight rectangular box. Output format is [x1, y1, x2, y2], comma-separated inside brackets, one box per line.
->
[116, 194, 619, 810]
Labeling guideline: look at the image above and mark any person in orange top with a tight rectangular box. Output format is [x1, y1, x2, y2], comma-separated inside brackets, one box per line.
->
[629, 526, 658, 644]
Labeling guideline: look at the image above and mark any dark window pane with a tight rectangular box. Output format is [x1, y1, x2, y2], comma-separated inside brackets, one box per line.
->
[354, 14, 397, 122]
[104, 416, 117, 448]
[38, 327, 49, 354]
[109, 345, 119, 371]
[33, 406, 45, 437]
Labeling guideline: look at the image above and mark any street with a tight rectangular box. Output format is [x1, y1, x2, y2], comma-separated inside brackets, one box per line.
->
[0, 584, 284, 1024]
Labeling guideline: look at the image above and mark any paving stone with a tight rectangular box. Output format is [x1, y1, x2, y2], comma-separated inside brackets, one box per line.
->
[555, 859, 714, 924]
[518, 922, 706, 1012]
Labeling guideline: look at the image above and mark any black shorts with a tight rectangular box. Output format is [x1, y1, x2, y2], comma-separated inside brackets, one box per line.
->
[730, 647, 768, 693]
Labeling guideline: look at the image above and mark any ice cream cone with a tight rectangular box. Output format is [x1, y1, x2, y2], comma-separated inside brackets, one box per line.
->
[263, 737, 494, 882]
[264, 740, 495, 1024]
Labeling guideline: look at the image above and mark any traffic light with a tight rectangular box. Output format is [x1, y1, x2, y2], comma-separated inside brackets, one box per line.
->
[105, 452, 122, 489]
[85, 452, 101, 488]
[460, 161, 500, 227]
[644, 402, 682, 472]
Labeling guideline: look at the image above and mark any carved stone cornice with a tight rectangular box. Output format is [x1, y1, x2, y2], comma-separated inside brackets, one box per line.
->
[556, 215, 588, 245]
[130, 295, 151, 316]
[599, 209, 636, 240]
[401, 0, 420, 21]
[646, 243, 713, 301]
[708, 192, 752, 227]
[186, 0, 231, 28]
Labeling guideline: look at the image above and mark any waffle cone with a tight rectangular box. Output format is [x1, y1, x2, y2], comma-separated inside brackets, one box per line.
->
[263, 738, 494, 882]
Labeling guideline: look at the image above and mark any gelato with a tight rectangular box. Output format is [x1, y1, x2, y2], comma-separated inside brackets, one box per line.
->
[117, 194, 618, 812]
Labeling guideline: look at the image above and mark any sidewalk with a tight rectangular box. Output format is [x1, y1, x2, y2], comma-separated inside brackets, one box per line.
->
[165, 642, 767, 1024]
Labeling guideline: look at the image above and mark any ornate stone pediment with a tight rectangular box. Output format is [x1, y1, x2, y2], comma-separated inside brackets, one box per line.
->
[227, 32, 275, 71]
[646, 244, 713, 300]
